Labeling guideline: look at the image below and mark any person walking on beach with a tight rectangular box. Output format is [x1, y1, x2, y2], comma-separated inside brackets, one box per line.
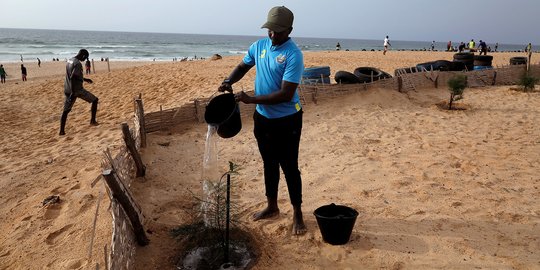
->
[525, 43, 532, 53]
[431, 41, 435, 51]
[59, 49, 99, 136]
[218, 6, 307, 235]
[383, 35, 391, 55]
[478, 40, 488, 55]
[0, 65, 7, 84]
[37, 58, 41, 67]
[85, 59, 91, 75]
[21, 64, 27, 81]
[336, 42, 341, 51]
[495, 43, 498, 52]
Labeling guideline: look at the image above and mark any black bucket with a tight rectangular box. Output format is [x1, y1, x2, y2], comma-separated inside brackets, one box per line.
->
[313, 203, 358, 245]
[204, 93, 242, 138]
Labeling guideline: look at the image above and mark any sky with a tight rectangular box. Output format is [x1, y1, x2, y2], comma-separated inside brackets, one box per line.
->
[2, 0, 539, 45]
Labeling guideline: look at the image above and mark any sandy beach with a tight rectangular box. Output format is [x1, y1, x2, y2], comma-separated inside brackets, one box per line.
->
[1, 51, 539, 269]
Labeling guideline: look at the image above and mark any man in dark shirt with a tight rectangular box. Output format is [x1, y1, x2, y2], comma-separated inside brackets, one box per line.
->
[458, 42, 466, 53]
[59, 49, 99, 135]
[479, 40, 488, 55]
[21, 64, 27, 81]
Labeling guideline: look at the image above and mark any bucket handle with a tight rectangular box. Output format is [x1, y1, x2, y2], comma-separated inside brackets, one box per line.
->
[208, 89, 234, 102]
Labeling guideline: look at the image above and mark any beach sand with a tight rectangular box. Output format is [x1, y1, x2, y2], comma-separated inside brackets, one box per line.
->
[0, 51, 539, 269]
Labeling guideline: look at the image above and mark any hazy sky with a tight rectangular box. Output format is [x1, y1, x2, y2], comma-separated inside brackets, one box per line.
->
[3, 0, 538, 44]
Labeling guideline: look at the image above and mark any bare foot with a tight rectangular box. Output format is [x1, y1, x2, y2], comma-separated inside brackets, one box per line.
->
[90, 121, 99, 126]
[253, 207, 279, 221]
[59, 131, 65, 136]
[293, 211, 307, 235]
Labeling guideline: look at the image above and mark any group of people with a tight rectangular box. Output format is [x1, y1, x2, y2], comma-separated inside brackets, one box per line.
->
[0, 64, 28, 82]
[382, 37, 534, 55]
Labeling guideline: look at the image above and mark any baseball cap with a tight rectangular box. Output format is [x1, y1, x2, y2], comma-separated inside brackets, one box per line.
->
[261, 6, 294, 32]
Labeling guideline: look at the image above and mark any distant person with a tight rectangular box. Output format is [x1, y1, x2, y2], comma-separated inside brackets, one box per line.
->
[20, 54, 23, 62]
[478, 40, 488, 55]
[469, 39, 475, 51]
[336, 42, 341, 51]
[59, 49, 99, 136]
[383, 35, 391, 55]
[37, 58, 41, 67]
[495, 42, 499, 52]
[431, 41, 435, 51]
[525, 43, 532, 53]
[218, 6, 307, 235]
[447, 41, 452, 51]
[85, 59, 91, 74]
[0, 65, 7, 83]
[458, 42, 465, 53]
[21, 64, 27, 81]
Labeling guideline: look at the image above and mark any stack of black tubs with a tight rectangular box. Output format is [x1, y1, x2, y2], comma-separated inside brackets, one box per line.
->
[453, 53, 474, 71]
[473, 55, 493, 70]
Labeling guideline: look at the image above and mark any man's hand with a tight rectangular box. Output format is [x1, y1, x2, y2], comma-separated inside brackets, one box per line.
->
[84, 78, 93, 84]
[234, 91, 251, 103]
[218, 80, 233, 93]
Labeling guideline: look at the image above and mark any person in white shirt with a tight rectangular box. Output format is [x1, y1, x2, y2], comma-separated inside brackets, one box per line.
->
[383, 35, 391, 55]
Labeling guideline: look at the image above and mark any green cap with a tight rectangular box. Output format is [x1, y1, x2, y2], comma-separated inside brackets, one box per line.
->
[261, 6, 294, 32]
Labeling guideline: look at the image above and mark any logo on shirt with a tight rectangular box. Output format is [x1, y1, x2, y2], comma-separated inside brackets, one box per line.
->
[260, 49, 266, 58]
[276, 54, 286, 64]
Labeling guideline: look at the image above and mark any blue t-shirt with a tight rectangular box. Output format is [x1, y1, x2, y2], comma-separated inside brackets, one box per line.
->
[243, 37, 304, 119]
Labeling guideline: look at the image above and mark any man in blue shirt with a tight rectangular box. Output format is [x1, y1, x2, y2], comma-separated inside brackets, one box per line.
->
[218, 6, 306, 235]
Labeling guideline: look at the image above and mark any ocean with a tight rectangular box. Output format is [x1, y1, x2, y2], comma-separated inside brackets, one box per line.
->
[0, 28, 528, 63]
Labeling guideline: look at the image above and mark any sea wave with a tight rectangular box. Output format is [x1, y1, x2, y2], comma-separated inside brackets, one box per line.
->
[228, 50, 247, 55]
[86, 45, 137, 48]
[91, 49, 115, 53]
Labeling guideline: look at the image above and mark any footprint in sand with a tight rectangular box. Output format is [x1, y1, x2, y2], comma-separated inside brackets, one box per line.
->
[45, 223, 74, 245]
[75, 193, 94, 215]
[43, 204, 63, 220]
[60, 258, 85, 269]
[68, 182, 81, 191]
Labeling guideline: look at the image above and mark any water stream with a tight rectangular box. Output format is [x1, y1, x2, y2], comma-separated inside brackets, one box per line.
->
[201, 124, 220, 227]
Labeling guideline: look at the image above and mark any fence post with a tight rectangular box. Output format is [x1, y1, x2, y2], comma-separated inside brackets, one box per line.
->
[135, 98, 147, 148]
[121, 122, 146, 177]
[102, 169, 149, 246]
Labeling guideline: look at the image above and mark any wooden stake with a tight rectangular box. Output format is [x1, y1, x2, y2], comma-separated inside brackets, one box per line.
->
[121, 122, 146, 177]
[102, 169, 149, 246]
[88, 189, 104, 259]
[159, 105, 163, 131]
[135, 99, 146, 148]
[92, 59, 96, 74]
[527, 50, 532, 72]
[103, 244, 109, 270]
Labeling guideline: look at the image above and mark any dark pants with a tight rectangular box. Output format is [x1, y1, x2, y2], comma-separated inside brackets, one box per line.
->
[254, 110, 303, 205]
